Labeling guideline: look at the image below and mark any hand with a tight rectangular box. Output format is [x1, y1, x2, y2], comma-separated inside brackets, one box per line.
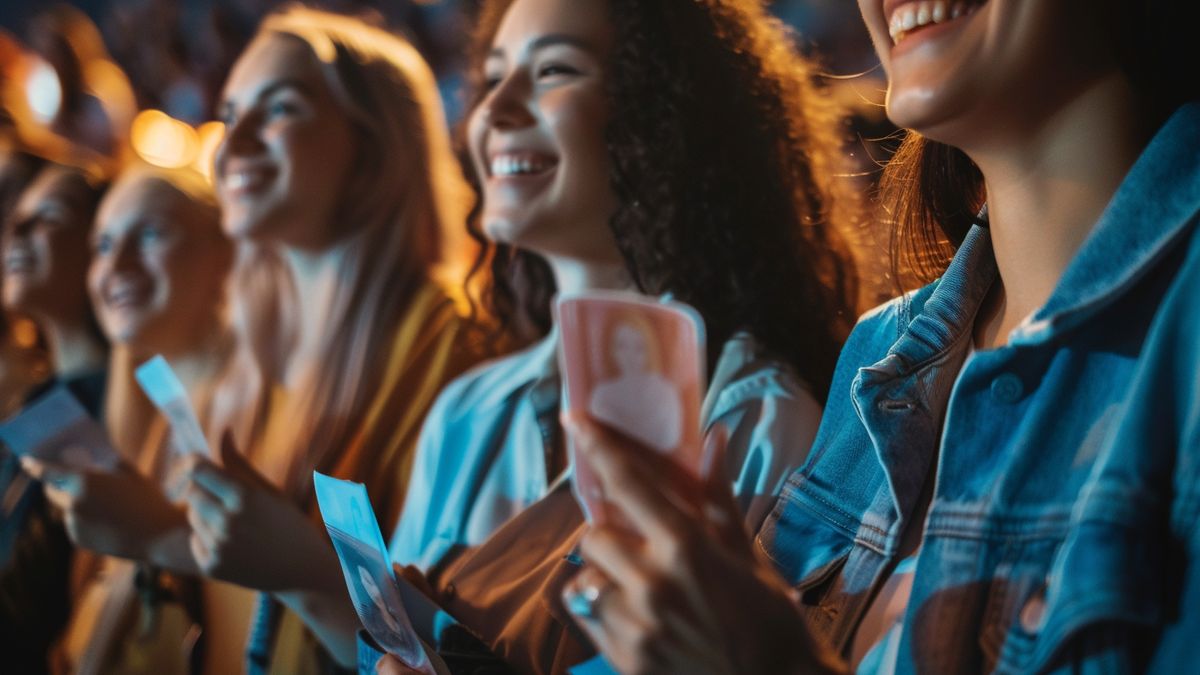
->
[21, 455, 185, 560]
[560, 414, 844, 675]
[182, 431, 335, 591]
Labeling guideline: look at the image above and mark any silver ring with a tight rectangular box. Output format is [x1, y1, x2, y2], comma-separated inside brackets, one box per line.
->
[565, 580, 608, 620]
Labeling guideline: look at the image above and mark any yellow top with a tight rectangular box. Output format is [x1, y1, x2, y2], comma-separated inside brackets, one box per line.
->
[265, 282, 485, 673]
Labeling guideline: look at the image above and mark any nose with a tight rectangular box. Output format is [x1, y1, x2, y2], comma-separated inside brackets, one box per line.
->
[111, 236, 143, 273]
[476, 70, 536, 131]
[214, 108, 264, 173]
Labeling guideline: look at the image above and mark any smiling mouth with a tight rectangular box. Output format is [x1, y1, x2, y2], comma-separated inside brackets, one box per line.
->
[106, 283, 152, 310]
[489, 152, 558, 179]
[4, 253, 35, 274]
[888, 0, 986, 46]
[221, 166, 276, 195]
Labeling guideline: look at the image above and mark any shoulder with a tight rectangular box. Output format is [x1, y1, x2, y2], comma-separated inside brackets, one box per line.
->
[426, 340, 551, 424]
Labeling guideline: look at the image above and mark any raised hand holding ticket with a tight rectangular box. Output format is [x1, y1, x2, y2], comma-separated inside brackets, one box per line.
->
[556, 291, 708, 524]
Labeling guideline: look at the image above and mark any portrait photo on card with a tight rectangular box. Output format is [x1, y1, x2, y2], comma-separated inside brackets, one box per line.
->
[326, 527, 428, 668]
[558, 295, 705, 522]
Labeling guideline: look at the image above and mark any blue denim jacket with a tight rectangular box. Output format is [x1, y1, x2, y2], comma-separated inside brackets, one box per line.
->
[757, 102, 1200, 674]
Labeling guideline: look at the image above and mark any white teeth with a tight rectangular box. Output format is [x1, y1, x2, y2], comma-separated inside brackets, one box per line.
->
[888, 0, 978, 45]
[490, 153, 555, 177]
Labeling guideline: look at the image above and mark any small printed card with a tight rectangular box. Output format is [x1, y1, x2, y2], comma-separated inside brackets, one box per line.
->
[313, 472, 435, 673]
[556, 291, 708, 523]
[134, 355, 211, 458]
[0, 387, 119, 470]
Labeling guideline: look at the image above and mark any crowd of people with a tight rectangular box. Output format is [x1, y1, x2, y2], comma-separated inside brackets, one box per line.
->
[0, 0, 1197, 674]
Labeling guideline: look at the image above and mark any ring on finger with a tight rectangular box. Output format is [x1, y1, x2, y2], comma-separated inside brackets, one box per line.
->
[565, 578, 611, 620]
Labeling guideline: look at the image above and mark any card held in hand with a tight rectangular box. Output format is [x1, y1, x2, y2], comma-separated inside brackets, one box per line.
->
[556, 291, 708, 524]
[0, 386, 119, 470]
[313, 471, 434, 673]
[134, 355, 212, 458]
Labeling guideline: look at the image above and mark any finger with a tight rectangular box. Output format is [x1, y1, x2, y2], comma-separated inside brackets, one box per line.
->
[564, 568, 656, 674]
[186, 460, 243, 512]
[375, 654, 423, 675]
[218, 429, 271, 489]
[578, 526, 654, 590]
[564, 415, 698, 542]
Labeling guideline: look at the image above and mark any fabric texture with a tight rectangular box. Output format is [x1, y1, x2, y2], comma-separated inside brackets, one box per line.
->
[756, 103, 1200, 674]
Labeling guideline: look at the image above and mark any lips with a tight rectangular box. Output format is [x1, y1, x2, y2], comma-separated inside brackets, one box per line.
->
[220, 163, 277, 197]
[487, 150, 558, 179]
[4, 250, 36, 275]
[104, 278, 153, 311]
[886, 0, 986, 46]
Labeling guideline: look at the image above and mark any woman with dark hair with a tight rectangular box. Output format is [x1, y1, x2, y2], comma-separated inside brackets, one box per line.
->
[563, 0, 1200, 672]
[358, 0, 861, 672]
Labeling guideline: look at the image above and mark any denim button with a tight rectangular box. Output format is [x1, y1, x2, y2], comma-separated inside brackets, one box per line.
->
[991, 373, 1023, 403]
[1019, 583, 1048, 633]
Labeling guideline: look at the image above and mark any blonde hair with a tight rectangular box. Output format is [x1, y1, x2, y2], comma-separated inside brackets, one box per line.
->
[98, 164, 233, 473]
[216, 7, 473, 491]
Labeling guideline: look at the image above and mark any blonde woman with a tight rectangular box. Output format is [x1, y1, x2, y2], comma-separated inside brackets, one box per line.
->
[37, 164, 234, 675]
[32, 7, 485, 672]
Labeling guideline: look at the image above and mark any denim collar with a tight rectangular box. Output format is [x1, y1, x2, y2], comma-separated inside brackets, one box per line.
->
[1011, 102, 1200, 344]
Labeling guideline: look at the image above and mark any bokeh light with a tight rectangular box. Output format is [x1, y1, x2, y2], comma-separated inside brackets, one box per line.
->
[130, 109, 198, 169]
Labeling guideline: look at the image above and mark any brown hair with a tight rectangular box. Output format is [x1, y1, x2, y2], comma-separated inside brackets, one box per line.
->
[880, 0, 1200, 288]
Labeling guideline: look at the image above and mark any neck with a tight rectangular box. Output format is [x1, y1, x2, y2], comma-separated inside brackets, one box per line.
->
[132, 328, 230, 391]
[964, 73, 1153, 348]
[45, 320, 106, 380]
[281, 244, 345, 384]
[545, 255, 634, 299]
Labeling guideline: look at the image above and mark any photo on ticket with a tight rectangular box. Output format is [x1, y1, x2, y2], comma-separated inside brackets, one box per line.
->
[326, 526, 433, 672]
[556, 292, 706, 523]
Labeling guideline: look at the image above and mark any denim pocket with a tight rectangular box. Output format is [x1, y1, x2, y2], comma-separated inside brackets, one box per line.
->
[982, 518, 1167, 674]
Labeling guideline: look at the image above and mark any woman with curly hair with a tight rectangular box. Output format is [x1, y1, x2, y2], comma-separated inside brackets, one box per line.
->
[354, 0, 862, 671]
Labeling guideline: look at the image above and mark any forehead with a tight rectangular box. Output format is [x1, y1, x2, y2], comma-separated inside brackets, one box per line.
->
[221, 33, 324, 105]
[95, 174, 186, 231]
[491, 0, 613, 56]
[16, 166, 88, 213]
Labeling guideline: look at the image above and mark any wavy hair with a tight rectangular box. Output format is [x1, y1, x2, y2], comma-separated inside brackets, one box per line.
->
[216, 7, 473, 490]
[464, 0, 859, 397]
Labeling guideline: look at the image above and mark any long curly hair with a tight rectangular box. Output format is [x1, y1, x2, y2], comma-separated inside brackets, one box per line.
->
[464, 0, 860, 398]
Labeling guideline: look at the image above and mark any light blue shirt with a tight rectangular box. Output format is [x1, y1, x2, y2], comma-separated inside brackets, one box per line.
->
[390, 329, 824, 571]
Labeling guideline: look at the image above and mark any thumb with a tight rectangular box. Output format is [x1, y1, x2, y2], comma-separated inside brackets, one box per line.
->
[217, 429, 265, 486]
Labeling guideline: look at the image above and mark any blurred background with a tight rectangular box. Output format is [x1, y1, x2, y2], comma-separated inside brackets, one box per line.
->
[0, 0, 890, 173]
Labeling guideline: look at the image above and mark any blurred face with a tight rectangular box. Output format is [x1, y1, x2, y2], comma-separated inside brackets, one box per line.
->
[3, 166, 94, 320]
[214, 34, 358, 250]
[858, 0, 1116, 144]
[468, 0, 620, 262]
[89, 173, 232, 355]
[612, 323, 649, 376]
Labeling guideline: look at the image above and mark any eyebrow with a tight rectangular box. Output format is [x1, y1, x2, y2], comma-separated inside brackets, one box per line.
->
[219, 77, 315, 116]
[488, 33, 598, 60]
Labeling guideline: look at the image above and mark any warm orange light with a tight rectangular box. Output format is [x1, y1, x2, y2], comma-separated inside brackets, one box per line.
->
[130, 109, 198, 168]
[193, 121, 225, 182]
